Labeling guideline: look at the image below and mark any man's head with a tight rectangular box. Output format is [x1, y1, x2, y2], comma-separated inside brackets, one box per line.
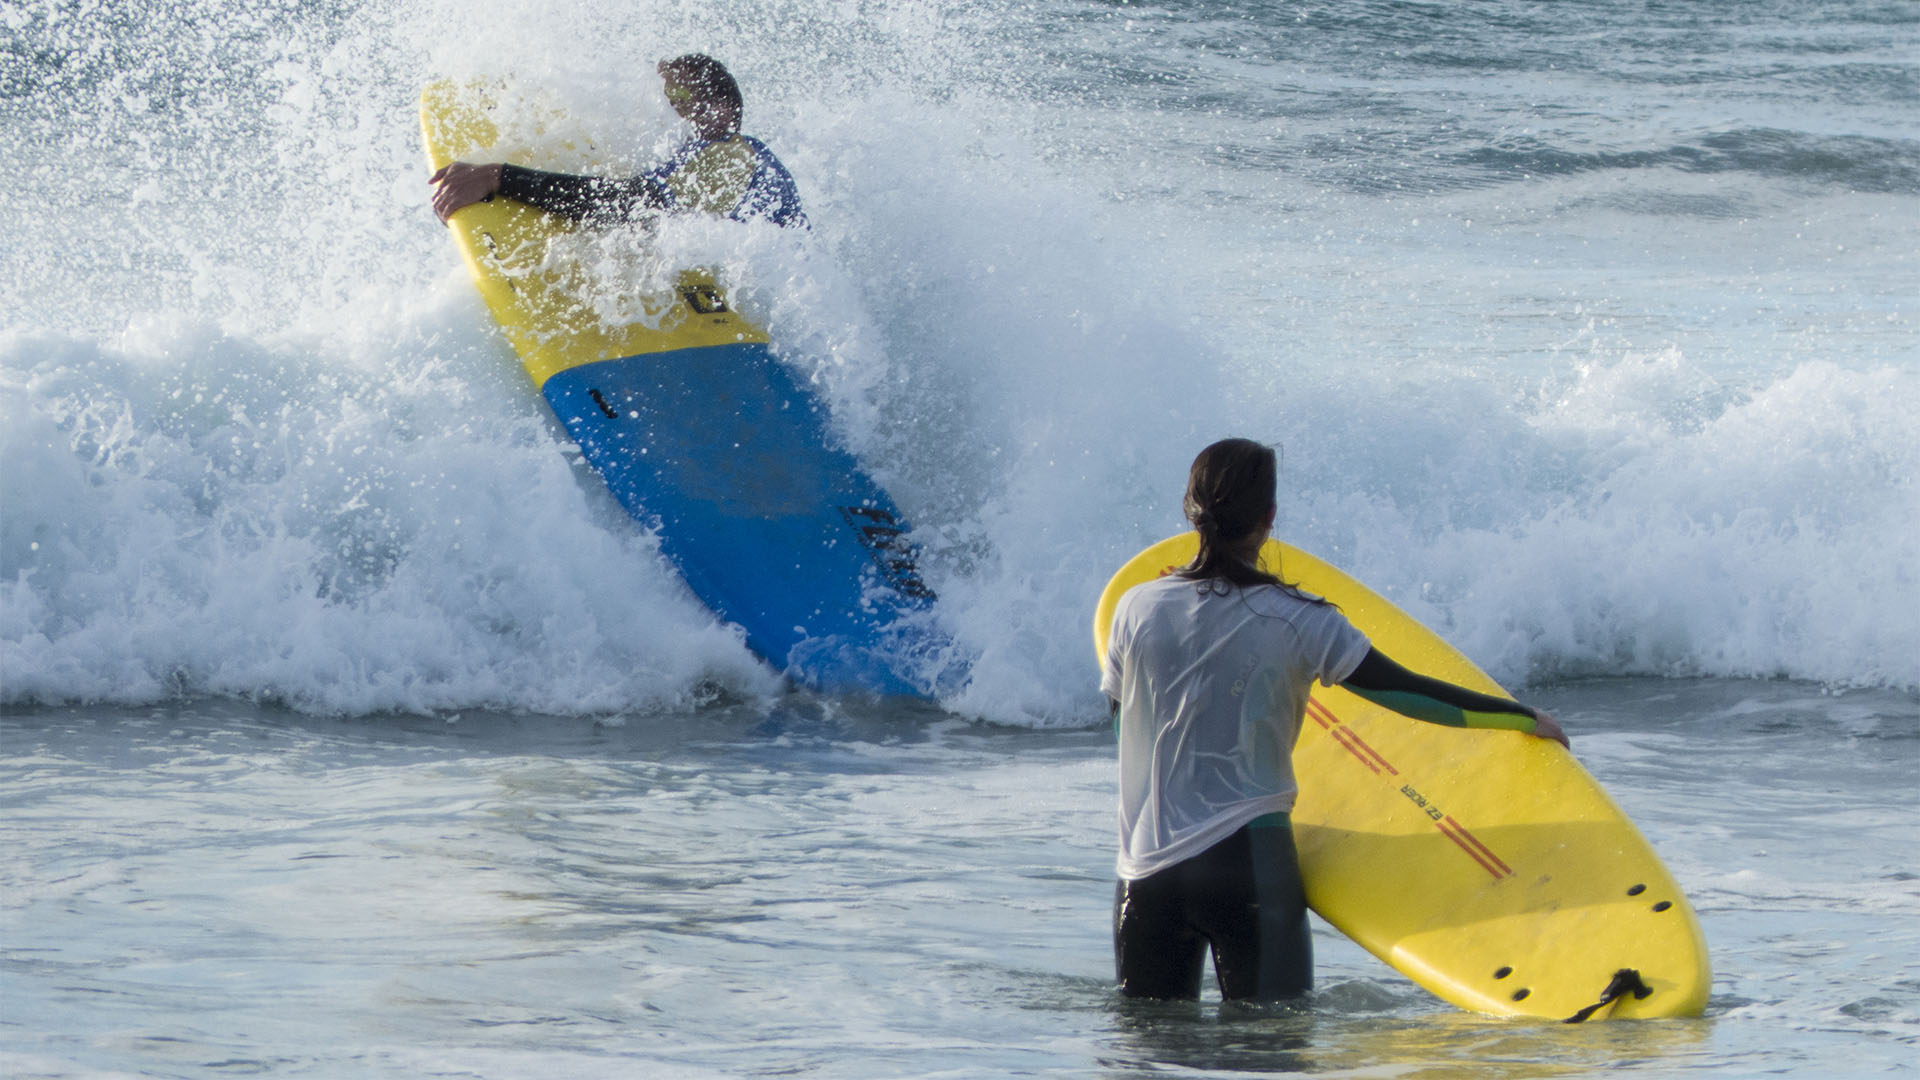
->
[658, 53, 743, 139]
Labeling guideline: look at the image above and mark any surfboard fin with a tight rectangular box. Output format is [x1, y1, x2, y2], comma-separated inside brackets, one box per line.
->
[1563, 968, 1654, 1023]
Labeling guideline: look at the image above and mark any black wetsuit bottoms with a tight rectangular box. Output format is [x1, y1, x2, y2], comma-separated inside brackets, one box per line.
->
[1113, 813, 1312, 1001]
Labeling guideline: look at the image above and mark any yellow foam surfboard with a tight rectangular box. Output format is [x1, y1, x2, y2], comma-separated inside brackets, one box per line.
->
[1094, 533, 1710, 1021]
[419, 79, 767, 390]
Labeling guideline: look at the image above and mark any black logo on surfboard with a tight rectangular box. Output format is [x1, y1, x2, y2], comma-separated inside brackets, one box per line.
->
[840, 506, 935, 602]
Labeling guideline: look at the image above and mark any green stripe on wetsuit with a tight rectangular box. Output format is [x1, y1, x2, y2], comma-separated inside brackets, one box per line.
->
[1344, 686, 1538, 734]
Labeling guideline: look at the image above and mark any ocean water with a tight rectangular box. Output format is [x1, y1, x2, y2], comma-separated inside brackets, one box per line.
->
[3, 0, 1917, 1075]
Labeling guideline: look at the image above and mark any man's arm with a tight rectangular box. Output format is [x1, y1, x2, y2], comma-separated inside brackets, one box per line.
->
[429, 162, 667, 224]
[1341, 648, 1568, 747]
[496, 164, 667, 222]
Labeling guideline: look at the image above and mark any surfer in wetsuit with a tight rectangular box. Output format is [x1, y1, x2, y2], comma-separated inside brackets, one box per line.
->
[1101, 438, 1568, 1003]
[430, 53, 805, 228]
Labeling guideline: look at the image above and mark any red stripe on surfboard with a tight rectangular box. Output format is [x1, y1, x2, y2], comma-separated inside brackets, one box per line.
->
[1442, 816, 1513, 876]
[1329, 728, 1381, 773]
[1307, 699, 1399, 776]
[1436, 820, 1505, 879]
[1311, 696, 1508, 881]
[1438, 817, 1512, 879]
[1306, 698, 1339, 729]
[1340, 728, 1399, 776]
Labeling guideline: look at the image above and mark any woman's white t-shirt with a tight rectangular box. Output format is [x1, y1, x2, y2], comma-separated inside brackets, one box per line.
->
[1100, 574, 1371, 880]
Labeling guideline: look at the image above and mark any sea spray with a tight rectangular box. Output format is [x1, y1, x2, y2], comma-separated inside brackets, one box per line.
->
[5, 0, 1915, 721]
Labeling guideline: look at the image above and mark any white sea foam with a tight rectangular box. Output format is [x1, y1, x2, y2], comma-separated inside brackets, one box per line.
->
[3, 0, 1915, 720]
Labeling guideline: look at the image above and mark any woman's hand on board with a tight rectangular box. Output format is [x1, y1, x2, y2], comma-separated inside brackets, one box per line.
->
[1529, 710, 1570, 748]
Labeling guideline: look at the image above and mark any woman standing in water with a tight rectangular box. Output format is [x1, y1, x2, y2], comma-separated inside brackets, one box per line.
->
[1100, 438, 1568, 1002]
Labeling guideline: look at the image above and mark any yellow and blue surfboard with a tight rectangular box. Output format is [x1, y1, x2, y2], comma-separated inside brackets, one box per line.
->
[421, 81, 944, 696]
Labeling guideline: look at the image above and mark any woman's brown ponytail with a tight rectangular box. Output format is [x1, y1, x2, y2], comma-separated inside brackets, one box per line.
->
[1180, 438, 1285, 590]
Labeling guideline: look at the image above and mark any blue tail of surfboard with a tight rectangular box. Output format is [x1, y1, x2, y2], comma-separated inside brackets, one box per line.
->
[544, 342, 959, 697]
